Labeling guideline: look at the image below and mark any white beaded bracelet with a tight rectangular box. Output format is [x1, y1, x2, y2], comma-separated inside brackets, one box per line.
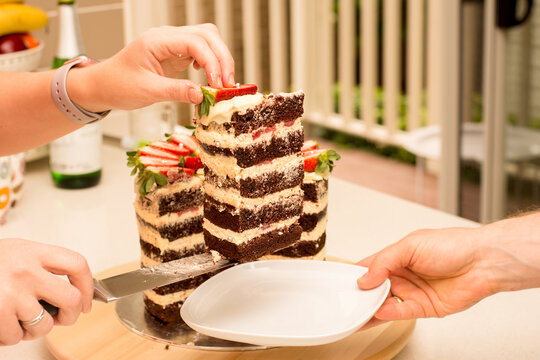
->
[51, 56, 110, 125]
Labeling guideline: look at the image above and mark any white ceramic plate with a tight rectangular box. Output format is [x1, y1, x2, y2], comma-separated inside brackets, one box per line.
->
[181, 260, 390, 346]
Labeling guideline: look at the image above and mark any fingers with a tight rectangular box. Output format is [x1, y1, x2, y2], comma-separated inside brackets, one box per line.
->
[34, 271, 84, 326]
[150, 76, 203, 104]
[357, 241, 413, 290]
[186, 24, 235, 87]
[0, 313, 24, 346]
[38, 246, 93, 314]
[17, 299, 54, 340]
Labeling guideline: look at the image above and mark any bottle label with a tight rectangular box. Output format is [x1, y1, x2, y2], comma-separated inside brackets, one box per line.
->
[50, 123, 102, 175]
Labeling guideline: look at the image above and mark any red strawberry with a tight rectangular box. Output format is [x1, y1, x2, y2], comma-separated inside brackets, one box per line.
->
[150, 140, 190, 156]
[203, 84, 258, 103]
[139, 146, 180, 160]
[182, 168, 195, 176]
[301, 140, 318, 152]
[145, 166, 173, 176]
[139, 156, 178, 168]
[184, 156, 203, 170]
[302, 149, 325, 172]
[169, 133, 199, 152]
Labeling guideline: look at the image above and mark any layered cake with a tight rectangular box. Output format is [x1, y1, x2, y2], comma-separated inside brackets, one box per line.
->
[127, 132, 206, 323]
[268, 140, 340, 260]
[195, 84, 305, 262]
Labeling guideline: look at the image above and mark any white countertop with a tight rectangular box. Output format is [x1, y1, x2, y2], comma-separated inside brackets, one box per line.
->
[1, 142, 540, 359]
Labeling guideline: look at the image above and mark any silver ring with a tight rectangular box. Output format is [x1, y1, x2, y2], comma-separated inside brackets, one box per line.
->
[393, 295, 404, 304]
[20, 307, 45, 328]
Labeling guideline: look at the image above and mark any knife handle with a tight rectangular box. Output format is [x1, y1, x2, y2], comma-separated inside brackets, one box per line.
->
[39, 300, 59, 317]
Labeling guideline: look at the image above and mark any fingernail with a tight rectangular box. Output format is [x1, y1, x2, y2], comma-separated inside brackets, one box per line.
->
[228, 73, 235, 87]
[189, 88, 202, 104]
[209, 72, 223, 88]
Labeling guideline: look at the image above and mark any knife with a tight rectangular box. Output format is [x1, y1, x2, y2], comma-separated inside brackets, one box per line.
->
[38, 253, 234, 317]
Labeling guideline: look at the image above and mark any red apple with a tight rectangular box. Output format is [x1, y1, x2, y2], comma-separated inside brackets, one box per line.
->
[0, 33, 38, 54]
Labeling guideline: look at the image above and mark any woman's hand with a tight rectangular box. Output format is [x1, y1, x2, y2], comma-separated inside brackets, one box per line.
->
[0, 238, 93, 345]
[69, 24, 236, 112]
[357, 212, 540, 329]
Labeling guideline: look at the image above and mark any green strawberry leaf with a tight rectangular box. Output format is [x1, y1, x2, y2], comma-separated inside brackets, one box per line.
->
[155, 172, 168, 186]
[178, 156, 186, 168]
[198, 87, 216, 118]
[315, 150, 341, 176]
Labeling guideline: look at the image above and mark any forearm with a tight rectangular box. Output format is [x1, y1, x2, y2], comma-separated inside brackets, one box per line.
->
[0, 70, 82, 156]
[477, 211, 540, 294]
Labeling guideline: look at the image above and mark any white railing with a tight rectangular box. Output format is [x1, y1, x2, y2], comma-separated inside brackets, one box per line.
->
[166, 0, 436, 146]
[123, 0, 461, 214]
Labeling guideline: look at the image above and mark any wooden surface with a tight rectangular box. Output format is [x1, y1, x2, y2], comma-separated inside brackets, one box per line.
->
[45, 260, 415, 360]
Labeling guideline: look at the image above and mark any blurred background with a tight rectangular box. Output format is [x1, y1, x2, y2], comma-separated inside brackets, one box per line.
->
[23, 0, 540, 223]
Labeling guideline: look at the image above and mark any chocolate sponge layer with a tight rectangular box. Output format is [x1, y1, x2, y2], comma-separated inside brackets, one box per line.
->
[204, 222, 302, 262]
[204, 194, 303, 232]
[199, 129, 303, 168]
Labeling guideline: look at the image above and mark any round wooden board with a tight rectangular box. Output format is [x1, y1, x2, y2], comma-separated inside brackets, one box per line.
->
[45, 259, 415, 360]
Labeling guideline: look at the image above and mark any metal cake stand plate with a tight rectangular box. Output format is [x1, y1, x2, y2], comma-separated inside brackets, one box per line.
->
[115, 293, 268, 351]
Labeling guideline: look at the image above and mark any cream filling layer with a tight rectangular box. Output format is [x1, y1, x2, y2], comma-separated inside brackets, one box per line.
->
[301, 214, 328, 241]
[139, 225, 204, 253]
[135, 205, 202, 227]
[303, 194, 328, 214]
[198, 93, 264, 126]
[144, 288, 194, 306]
[136, 217, 203, 246]
[204, 182, 302, 208]
[304, 172, 328, 182]
[200, 151, 302, 179]
[259, 246, 327, 261]
[203, 216, 298, 245]
[195, 119, 302, 148]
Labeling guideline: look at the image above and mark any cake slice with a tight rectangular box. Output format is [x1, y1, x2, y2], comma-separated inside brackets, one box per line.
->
[195, 85, 305, 262]
[269, 140, 340, 260]
[127, 133, 206, 323]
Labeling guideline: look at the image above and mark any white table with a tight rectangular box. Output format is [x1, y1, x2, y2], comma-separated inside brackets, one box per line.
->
[1, 142, 540, 359]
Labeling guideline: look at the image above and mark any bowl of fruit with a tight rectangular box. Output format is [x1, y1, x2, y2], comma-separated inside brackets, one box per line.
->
[0, 1, 48, 72]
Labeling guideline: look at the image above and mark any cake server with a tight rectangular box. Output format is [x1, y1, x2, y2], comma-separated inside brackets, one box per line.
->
[38, 253, 234, 317]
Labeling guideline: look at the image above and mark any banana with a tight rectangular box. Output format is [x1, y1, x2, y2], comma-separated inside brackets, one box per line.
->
[0, 3, 48, 37]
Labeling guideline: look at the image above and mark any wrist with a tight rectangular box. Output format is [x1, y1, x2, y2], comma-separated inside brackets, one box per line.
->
[66, 63, 110, 113]
[474, 215, 540, 294]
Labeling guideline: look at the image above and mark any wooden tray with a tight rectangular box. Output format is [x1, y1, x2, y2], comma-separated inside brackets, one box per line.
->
[45, 260, 415, 360]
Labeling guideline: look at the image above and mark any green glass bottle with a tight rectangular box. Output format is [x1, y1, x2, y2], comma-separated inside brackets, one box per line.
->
[49, 0, 102, 189]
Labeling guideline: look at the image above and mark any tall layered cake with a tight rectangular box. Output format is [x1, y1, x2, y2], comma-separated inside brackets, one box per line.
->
[195, 84, 305, 262]
[127, 133, 206, 323]
[270, 140, 340, 260]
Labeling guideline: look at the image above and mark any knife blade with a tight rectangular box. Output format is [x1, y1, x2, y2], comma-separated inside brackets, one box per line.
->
[38, 253, 234, 317]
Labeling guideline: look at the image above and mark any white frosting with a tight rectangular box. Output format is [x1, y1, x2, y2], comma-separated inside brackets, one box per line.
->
[304, 171, 328, 182]
[204, 182, 302, 208]
[198, 93, 264, 126]
[138, 224, 204, 253]
[135, 205, 202, 227]
[259, 246, 327, 261]
[203, 217, 299, 244]
[199, 151, 303, 179]
[303, 193, 328, 214]
[301, 214, 328, 241]
[144, 288, 194, 306]
[195, 119, 302, 148]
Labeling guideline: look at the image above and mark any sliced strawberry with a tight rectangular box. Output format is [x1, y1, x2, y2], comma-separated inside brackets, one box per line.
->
[182, 168, 195, 176]
[184, 156, 203, 170]
[302, 149, 326, 172]
[150, 140, 190, 156]
[139, 156, 179, 168]
[139, 146, 180, 160]
[169, 133, 199, 152]
[301, 140, 319, 152]
[203, 84, 258, 103]
[145, 166, 173, 176]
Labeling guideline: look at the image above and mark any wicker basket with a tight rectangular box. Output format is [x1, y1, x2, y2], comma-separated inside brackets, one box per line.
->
[0, 42, 44, 72]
